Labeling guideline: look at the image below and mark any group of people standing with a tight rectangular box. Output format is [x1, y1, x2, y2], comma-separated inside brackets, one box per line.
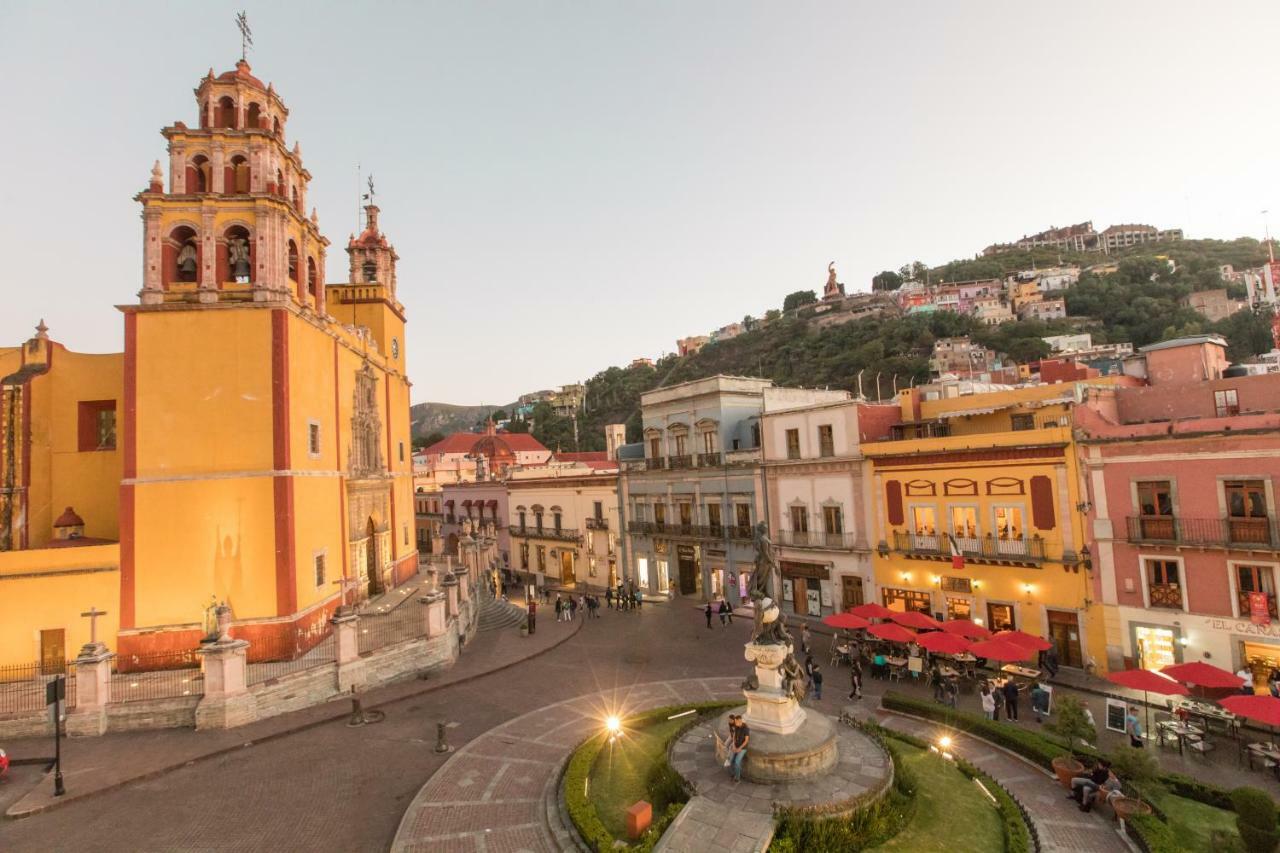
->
[553, 593, 601, 621]
[704, 598, 734, 628]
[606, 583, 643, 611]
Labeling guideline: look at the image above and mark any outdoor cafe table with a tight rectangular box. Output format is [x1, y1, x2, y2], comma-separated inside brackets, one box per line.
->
[1001, 664, 1041, 680]
[1247, 742, 1280, 777]
[938, 665, 961, 679]
[1157, 720, 1206, 756]
[1178, 701, 1240, 737]
[886, 656, 908, 667]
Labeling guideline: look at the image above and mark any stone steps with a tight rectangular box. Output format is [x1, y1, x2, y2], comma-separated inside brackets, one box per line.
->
[478, 598, 526, 632]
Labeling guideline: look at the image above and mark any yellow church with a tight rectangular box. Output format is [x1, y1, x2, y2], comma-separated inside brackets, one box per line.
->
[0, 60, 416, 668]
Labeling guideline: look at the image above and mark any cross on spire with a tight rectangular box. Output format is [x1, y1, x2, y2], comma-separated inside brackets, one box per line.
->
[363, 174, 376, 206]
[80, 606, 108, 645]
[236, 11, 254, 62]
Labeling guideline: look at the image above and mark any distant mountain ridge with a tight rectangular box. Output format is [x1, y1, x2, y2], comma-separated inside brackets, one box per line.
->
[410, 401, 514, 440]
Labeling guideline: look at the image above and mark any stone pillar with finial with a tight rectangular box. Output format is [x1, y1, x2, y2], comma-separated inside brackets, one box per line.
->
[194, 602, 257, 729]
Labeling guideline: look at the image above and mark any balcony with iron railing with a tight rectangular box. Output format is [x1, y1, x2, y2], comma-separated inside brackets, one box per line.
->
[776, 530, 858, 550]
[890, 530, 1047, 564]
[625, 519, 754, 544]
[508, 525, 581, 542]
[1147, 583, 1184, 609]
[1125, 516, 1280, 550]
[585, 517, 609, 530]
[697, 451, 723, 467]
[645, 457, 667, 471]
[668, 455, 693, 470]
[1238, 591, 1279, 620]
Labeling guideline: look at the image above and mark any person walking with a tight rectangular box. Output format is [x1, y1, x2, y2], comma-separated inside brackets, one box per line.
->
[705, 601, 714, 629]
[804, 655, 815, 696]
[1044, 645, 1060, 680]
[605, 587, 613, 610]
[992, 679, 1006, 720]
[800, 624, 812, 657]
[848, 659, 863, 700]
[718, 599, 729, 627]
[811, 664, 824, 700]
[1002, 678, 1020, 722]
[1125, 706, 1145, 747]
[980, 683, 996, 720]
[554, 595, 564, 623]
[728, 714, 750, 784]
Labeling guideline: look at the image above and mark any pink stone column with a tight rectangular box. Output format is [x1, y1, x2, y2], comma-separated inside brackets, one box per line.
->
[194, 639, 257, 730]
[421, 592, 447, 639]
[66, 643, 112, 737]
[443, 575, 460, 620]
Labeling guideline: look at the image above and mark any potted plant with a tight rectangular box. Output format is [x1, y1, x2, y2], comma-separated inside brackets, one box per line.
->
[1107, 745, 1158, 820]
[1045, 695, 1093, 788]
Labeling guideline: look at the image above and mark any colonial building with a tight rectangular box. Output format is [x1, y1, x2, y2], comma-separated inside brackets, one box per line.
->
[761, 395, 898, 620]
[862, 378, 1131, 673]
[619, 376, 844, 602]
[0, 60, 416, 666]
[1078, 335, 1280, 684]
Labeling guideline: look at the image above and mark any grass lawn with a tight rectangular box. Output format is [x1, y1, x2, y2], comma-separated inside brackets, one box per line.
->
[1151, 790, 1240, 852]
[589, 715, 689, 839]
[871, 744, 1004, 853]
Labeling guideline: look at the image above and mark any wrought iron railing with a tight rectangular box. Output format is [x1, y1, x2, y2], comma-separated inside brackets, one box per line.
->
[357, 606, 423, 655]
[668, 455, 693, 470]
[1238, 591, 1279, 619]
[247, 631, 337, 686]
[776, 530, 857, 550]
[645, 458, 666, 471]
[586, 517, 609, 530]
[1147, 583, 1184, 609]
[891, 531, 1046, 562]
[509, 525, 580, 542]
[1125, 516, 1280, 549]
[110, 650, 204, 702]
[697, 452, 723, 467]
[0, 661, 77, 717]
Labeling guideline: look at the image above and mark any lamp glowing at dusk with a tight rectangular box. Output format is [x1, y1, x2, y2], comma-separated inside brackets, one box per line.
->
[605, 715, 621, 735]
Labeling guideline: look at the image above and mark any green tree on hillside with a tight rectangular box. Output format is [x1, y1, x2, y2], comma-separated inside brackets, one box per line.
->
[783, 290, 818, 311]
[872, 270, 903, 291]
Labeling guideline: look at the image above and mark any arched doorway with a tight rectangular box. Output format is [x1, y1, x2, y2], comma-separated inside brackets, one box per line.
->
[366, 518, 383, 597]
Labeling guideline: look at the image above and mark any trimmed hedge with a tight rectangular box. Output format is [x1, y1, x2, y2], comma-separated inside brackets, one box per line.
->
[1126, 812, 1195, 853]
[1233, 787, 1279, 853]
[562, 701, 738, 852]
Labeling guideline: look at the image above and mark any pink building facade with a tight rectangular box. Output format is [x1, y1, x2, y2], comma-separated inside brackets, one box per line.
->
[1079, 338, 1280, 687]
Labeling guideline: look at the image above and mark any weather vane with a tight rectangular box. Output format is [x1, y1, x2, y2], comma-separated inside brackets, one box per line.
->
[236, 11, 253, 62]
[363, 174, 376, 206]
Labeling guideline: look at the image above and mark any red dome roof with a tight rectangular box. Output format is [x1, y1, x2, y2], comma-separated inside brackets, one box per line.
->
[215, 60, 266, 90]
[54, 506, 84, 528]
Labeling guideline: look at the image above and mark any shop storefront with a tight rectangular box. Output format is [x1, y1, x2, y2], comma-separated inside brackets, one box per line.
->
[881, 586, 931, 615]
[781, 561, 831, 617]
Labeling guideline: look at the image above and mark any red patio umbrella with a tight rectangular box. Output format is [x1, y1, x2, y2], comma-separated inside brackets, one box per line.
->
[1161, 661, 1247, 690]
[941, 619, 991, 640]
[968, 638, 1031, 662]
[1107, 668, 1189, 742]
[994, 630, 1053, 652]
[917, 631, 971, 655]
[849, 603, 894, 620]
[868, 622, 917, 644]
[1221, 694, 1280, 727]
[822, 612, 871, 631]
[889, 610, 942, 631]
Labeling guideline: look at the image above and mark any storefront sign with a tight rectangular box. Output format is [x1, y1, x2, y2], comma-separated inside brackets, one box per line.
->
[1208, 616, 1280, 639]
[780, 561, 829, 580]
[1250, 592, 1272, 626]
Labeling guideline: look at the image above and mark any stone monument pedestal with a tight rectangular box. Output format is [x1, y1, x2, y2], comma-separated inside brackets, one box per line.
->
[738, 641, 838, 782]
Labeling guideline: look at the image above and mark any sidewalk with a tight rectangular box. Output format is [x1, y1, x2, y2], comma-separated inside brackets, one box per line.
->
[3, 610, 583, 819]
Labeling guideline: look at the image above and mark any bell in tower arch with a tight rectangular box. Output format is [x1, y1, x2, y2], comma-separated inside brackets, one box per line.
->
[363, 259, 378, 282]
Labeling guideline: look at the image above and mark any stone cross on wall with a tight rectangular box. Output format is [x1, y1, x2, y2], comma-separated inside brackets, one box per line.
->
[80, 606, 108, 645]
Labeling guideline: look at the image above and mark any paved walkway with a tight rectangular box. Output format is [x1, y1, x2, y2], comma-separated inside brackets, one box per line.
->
[851, 703, 1127, 853]
[392, 677, 746, 852]
[3, 606, 581, 820]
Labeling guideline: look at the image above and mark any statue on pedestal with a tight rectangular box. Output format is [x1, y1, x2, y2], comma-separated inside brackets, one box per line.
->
[747, 523, 791, 646]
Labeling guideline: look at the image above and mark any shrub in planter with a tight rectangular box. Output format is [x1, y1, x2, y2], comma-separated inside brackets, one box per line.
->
[1233, 786, 1280, 853]
[1045, 696, 1094, 788]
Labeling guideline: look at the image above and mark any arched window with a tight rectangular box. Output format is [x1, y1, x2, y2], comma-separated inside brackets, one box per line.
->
[223, 225, 252, 283]
[199, 101, 210, 130]
[188, 155, 211, 193]
[246, 102, 261, 129]
[167, 225, 199, 286]
[218, 96, 236, 129]
[291, 185, 300, 211]
[228, 155, 250, 194]
[276, 169, 284, 197]
[362, 259, 377, 282]
[307, 257, 318, 297]
[287, 240, 299, 283]
[272, 116, 280, 137]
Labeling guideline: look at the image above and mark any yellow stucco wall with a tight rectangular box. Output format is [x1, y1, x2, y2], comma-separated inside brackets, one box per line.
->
[0, 545, 119, 665]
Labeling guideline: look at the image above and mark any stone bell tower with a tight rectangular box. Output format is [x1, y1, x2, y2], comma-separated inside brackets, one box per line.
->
[326, 201, 407, 370]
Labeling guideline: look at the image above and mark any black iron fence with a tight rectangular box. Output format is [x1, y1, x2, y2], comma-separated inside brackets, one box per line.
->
[0, 661, 76, 717]
[247, 632, 337, 686]
[357, 606, 423, 655]
[1125, 516, 1280, 549]
[110, 650, 204, 703]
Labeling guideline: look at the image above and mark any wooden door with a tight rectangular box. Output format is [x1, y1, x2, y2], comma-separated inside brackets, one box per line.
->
[842, 576, 864, 610]
[793, 577, 808, 616]
[1046, 610, 1083, 668]
[560, 551, 576, 586]
[40, 629, 65, 674]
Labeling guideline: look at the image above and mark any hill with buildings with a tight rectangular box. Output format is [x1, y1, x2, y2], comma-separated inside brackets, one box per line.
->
[443, 236, 1280, 453]
[411, 401, 514, 446]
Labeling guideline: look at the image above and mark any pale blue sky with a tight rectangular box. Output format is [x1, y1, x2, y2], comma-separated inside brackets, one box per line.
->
[2, 2, 1278, 405]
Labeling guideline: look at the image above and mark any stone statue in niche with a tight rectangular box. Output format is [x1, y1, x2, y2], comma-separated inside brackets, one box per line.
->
[228, 236, 251, 281]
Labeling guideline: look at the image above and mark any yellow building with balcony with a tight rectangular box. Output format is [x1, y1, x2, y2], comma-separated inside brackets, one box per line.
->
[863, 379, 1119, 673]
